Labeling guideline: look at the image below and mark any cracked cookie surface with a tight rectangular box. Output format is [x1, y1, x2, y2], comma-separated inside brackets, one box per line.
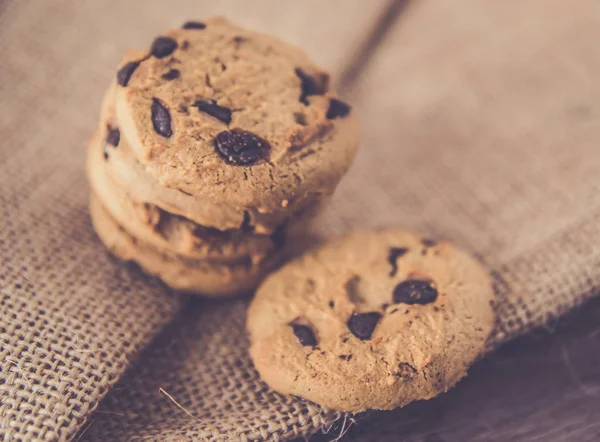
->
[247, 229, 495, 411]
[101, 83, 328, 232]
[112, 17, 359, 229]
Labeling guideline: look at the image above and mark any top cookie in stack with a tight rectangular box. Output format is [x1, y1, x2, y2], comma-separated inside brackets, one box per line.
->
[87, 17, 359, 296]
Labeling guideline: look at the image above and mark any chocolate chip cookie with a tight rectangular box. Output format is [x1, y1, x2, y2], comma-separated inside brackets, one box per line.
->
[88, 129, 280, 262]
[89, 192, 281, 296]
[247, 229, 495, 411]
[112, 17, 359, 232]
[100, 82, 330, 233]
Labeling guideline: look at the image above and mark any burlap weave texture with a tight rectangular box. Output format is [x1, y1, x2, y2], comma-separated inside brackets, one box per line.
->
[2, 0, 600, 441]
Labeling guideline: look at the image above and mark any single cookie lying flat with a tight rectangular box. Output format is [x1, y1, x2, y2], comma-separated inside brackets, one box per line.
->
[247, 229, 495, 412]
[112, 17, 359, 232]
[100, 82, 329, 232]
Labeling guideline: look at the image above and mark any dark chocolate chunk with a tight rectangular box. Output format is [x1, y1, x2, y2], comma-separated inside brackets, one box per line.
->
[328, 300, 335, 308]
[338, 354, 352, 361]
[182, 21, 206, 30]
[214, 129, 270, 165]
[395, 362, 417, 380]
[393, 280, 438, 305]
[290, 323, 317, 347]
[117, 60, 141, 86]
[294, 112, 308, 126]
[422, 238, 437, 247]
[151, 98, 172, 138]
[240, 211, 253, 233]
[345, 275, 364, 304]
[295, 68, 326, 105]
[388, 247, 409, 277]
[193, 99, 232, 124]
[150, 36, 178, 58]
[103, 146, 109, 160]
[162, 69, 180, 81]
[181, 40, 190, 50]
[106, 127, 120, 147]
[347, 312, 381, 340]
[270, 223, 286, 249]
[326, 98, 351, 119]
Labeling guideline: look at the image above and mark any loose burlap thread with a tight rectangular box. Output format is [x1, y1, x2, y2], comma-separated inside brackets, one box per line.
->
[2, 0, 600, 441]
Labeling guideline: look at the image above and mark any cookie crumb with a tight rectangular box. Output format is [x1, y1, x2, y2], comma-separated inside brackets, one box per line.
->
[388, 247, 409, 277]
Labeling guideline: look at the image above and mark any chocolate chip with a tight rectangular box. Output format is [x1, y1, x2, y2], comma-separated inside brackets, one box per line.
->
[326, 98, 351, 119]
[233, 36, 246, 43]
[290, 323, 317, 347]
[106, 127, 120, 147]
[295, 68, 326, 105]
[347, 312, 381, 340]
[294, 112, 308, 126]
[270, 223, 286, 249]
[422, 238, 437, 247]
[393, 280, 438, 305]
[181, 41, 190, 50]
[214, 129, 270, 165]
[193, 100, 232, 124]
[117, 60, 141, 86]
[150, 36, 178, 58]
[151, 98, 172, 138]
[162, 69, 180, 81]
[328, 300, 335, 308]
[388, 247, 409, 277]
[338, 354, 352, 361]
[182, 21, 206, 30]
[239, 211, 253, 233]
[395, 362, 417, 380]
[103, 147, 109, 160]
[345, 275, 364, 304]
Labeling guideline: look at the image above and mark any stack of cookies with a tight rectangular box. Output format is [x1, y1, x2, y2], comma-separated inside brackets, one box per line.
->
[87, 17, 359, 296]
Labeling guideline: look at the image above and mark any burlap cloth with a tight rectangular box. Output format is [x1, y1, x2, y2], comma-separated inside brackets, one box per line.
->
[2, 0, 600, 440]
